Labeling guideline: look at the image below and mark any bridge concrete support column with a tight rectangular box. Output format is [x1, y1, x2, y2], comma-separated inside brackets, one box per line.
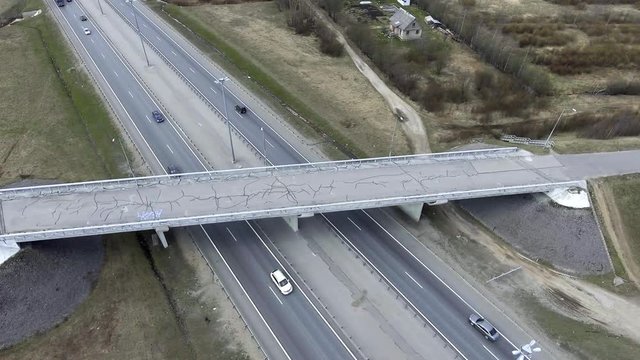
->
[155, 226, 170, 248]
[283, 213, 314, 232]
[398, 203, 424, 222]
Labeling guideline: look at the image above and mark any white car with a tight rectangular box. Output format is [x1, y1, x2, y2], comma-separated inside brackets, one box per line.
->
[83, 28, 91, 35]
[270, 269, 293, 295]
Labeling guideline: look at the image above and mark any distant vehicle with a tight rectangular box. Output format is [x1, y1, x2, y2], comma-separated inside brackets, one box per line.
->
[83, 28, 91, 35]
[235, 105, 247, 114]
[469, 314, 500, 342]
[67, 0, 72, 2]
[167, 165, 181, 175]
[80, 15, 87, 21]
[152, 110, 165, 123]
[55, 0, 65, 7]
[270, 269, 293, 295]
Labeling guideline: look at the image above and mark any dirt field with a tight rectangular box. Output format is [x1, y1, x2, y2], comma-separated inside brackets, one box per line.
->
[180, 2, 410, 157]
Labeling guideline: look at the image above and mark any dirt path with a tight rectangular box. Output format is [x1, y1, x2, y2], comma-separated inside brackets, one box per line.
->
[306, 5, 431, 153]
[445, 205, 640, 345]
[591, 180, 640, 287]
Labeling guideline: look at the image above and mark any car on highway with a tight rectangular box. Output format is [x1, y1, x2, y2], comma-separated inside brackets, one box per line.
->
[83, 28, 91, 35]
[167, 165, 181, 175]
[152, 110, 165, 123]
[270, 269, 293, 295]
[235, 105, 247, 114]
[80, 15, 87, 21]
[469, 314, 500, 342]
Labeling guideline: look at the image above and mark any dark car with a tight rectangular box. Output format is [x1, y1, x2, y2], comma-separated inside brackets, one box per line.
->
[469, 314, 500, 342]
[80, 15, 87, 21]
[167, 165, 181, 175]
[152, 110, 165, 123]
[235, 105, 247, 114]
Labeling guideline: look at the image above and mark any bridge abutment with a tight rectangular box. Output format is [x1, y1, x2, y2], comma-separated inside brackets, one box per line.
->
[398, 203, 424, 222]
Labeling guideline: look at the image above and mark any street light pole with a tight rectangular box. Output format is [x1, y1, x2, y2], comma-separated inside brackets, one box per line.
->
[261, 127, 267, 165]
[217, 77, 236, 164]
[126, 0, 150, 67]
[544, 108, 576, 149]
[98, 0, 104, 15]
[389, 116, 400, 157]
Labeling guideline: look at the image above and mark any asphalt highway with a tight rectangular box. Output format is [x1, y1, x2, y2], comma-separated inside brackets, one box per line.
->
[98, 3, 536, 359]
[50, 2, 357, 359]
[107, 0, 308, 166]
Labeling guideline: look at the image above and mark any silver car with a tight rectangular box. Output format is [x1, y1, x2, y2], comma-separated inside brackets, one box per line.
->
[469, 314, 500, 342]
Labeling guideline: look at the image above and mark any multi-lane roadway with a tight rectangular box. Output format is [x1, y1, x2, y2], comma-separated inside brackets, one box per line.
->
[48, 1, 541, 359]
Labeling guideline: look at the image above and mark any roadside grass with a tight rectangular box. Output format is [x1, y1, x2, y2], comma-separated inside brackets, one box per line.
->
[0, 235, 190, 359]
[1, 0, 130, 185]
[521, 294, 640, 360]
[150, 1, 409, 159]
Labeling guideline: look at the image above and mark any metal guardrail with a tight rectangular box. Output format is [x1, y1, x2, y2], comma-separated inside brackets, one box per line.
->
[501, 134, 552, 148]
[1, 180, 583, 242]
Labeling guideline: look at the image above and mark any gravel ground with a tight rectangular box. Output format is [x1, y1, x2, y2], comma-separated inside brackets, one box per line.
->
[459, 193, 612, 275]
[0, 237, 104, 349]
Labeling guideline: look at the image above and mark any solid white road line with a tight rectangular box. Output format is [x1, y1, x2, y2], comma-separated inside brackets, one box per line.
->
[364, 210, 523, 352]
[226, 227, 238, 242]
[482, 345, 500, 360]
[201, 229, 293, 360]
[268, 287, 283, 305]
[321, 214, 467, 360]
[347, 217, 361, 231]
[249, 221, 358, 360]
[405, 271, 423, 289]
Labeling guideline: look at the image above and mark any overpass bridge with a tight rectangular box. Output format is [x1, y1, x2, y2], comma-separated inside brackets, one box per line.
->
[2, 147, 639, 245]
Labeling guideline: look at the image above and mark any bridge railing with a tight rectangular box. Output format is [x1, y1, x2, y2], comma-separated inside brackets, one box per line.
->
[0, 147, 522, 200]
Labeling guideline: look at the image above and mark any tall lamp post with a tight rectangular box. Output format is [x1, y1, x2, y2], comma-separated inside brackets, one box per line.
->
[98, 0, 104, 15]
[215, 77, 236, 164]
[125, 0, 150, 67]
[544, 108, 576, 149]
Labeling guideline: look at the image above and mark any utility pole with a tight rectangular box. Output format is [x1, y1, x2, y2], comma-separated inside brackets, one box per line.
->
[216, 77, 236, 164]
[98, 0, 104, 15]
[126, 0, 150, 67]
[545, 108, 576, 149]
[389, 115, 400, 157]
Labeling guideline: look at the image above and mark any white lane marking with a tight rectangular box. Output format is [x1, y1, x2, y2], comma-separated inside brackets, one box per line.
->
[132, 6, 309, 163]
[171, 50, 177, 56]
[226, 227, 238, 242]
[128, 90, 133, 98]
[311, 252, 317, 257]
[482, 345, 500, 360]
[198, 122, 202, 127]
[78, 1, 209, 171]
[166, 144, 174, 154]
[142, 22, 148, 28]
[156, 35, 161, 40]
[268, 287, 283, 305]
[90, 38, 94, 44]
[320, 214, 467, 360]
[347, 217, 361, 231]
[145, 115, 152, 123]
[189, 67, 195, 73]
[101, 52, 105, 59]
[265, 139, 275, 148]
[248, 221, 358, 360]
[405, 271, 423, 289]
[113, 70, 118, 77]
[209, 87, 217, 94]
[200, 229, 292, 360]
[364, 210, 523, 352]
[50, 1, 164, 173]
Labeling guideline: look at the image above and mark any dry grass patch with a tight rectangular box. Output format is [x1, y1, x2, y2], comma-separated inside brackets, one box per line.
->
[182, 2, 408, 156]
